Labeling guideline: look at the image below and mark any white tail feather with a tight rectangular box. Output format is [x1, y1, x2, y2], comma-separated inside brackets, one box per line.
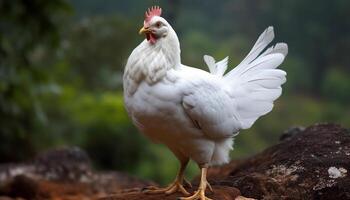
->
[202, 26, 288, 129]
[223, 26, 288, 129]
[204, 55, 229, 77]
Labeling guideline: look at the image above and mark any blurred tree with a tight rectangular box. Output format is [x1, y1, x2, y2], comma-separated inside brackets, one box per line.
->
[166, 0, 181, 25]
[265, 0, 350, 94]
[62, 16, 139, 91]
[0, 0, 71, 162]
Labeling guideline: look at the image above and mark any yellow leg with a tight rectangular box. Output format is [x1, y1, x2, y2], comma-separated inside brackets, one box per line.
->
[143, 159, 191, 196]
[179, 166, 213, 200]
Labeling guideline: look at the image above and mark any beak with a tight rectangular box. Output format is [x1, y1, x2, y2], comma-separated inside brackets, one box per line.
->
[139, 27, 150, 35]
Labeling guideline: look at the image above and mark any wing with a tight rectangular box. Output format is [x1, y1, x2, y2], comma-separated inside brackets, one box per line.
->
[223, 26, 288, 129]
[181, 77, 241, 139]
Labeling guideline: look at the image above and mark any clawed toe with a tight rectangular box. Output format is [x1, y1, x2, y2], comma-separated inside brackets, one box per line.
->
[142, 186, 168, 194]
[165, 182, 190, 196]
[184, 178, 193, 188]
[143, 181, 190, 196]
[142, 185, 159, 191]
[178, 189, 212, 200]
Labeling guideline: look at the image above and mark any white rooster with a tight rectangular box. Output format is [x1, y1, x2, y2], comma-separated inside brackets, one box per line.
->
[123, 6, 287, 200]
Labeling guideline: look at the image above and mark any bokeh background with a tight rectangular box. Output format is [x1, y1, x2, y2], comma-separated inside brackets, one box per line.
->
[1, 0, 349, 184]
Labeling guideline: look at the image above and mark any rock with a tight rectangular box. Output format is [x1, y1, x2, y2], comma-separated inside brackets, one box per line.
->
[0, 147, 153, 200]
[0, 147, 92, 184]
[34, 146, 92, 181]
[214, 123, 350, 200]
[96, 123, 350, 200]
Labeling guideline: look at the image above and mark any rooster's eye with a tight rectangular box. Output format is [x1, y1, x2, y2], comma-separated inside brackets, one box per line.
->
[156, 22, 162, 28]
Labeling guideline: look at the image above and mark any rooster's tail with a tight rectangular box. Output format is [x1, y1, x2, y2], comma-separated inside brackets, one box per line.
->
[204, 26, 288, 129]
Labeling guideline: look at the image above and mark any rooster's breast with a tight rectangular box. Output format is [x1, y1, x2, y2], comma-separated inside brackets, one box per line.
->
[124, 76, 198, 144]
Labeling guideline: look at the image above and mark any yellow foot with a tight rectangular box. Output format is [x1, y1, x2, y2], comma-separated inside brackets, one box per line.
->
[179, 166, 212, 200]
[178, 188, 213, 200]
[143, 179, 191, 196]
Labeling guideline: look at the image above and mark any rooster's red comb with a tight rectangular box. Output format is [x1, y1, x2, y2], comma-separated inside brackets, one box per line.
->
[144, 6, 162, 23]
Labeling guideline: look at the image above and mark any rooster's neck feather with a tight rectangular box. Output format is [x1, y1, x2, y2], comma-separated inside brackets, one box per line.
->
[124, 27, 180, 95]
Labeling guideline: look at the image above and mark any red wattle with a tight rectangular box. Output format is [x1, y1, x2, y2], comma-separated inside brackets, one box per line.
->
[146, 33, 157, 44]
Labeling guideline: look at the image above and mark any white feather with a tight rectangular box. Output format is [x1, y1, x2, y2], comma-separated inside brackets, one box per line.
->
[203, 55, 216, 74]
[223, 26, 288, 129]
[204, 55, 229, 77]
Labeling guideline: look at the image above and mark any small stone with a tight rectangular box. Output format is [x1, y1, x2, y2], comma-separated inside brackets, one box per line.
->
[328, 167, 347, 179]
[339, 167, 347, 175]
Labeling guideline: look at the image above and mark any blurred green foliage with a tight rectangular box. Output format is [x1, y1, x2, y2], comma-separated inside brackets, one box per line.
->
[0, 0, 349, 184]
[0, 0, 71, 161]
